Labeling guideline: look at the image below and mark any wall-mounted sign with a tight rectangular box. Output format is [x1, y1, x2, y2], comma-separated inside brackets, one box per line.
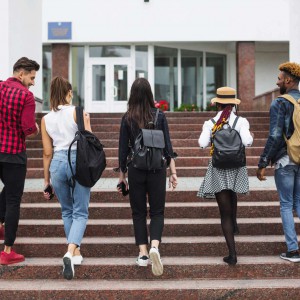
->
[48, 22, 72, 40]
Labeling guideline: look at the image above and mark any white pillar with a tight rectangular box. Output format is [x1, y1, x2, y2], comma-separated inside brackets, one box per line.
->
[0, 0, 42, 98]
[289, 0, 300, 63]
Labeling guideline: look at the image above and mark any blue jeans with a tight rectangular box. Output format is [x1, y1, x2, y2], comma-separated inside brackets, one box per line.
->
[275, 164, 300, 252]
[50, 150, 90, 247]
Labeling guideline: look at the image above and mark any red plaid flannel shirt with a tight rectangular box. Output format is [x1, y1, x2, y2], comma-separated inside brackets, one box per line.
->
[0, 77, 37, 154]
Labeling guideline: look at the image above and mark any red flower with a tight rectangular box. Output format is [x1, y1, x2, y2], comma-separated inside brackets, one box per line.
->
[155, 100, 169, 111]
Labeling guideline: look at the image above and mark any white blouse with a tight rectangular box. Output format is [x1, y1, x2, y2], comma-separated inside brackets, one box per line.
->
[198, 111, 253, 148]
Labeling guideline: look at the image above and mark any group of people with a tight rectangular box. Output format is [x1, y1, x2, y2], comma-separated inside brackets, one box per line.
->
[0, 57, 300, 281]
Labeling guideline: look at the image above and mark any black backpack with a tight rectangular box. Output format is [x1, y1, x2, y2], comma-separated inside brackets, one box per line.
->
[68, 106, 106, 187]
[131, 109, 166, 171]
[211, 116, 246, 169]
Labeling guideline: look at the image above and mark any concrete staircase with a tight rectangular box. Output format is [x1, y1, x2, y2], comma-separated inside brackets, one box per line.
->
[1, 112, 300, 299]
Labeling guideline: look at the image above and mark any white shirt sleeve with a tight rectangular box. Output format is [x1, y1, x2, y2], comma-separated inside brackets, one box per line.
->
[198, 120, 213, 148]
[238, 118, 253, 147]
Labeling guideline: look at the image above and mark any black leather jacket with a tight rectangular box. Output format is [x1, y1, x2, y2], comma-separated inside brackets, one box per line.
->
[117, 109, 177, 173]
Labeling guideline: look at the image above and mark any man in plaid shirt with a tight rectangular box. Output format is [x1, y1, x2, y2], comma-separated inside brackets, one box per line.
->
[0, 57, 40, 265]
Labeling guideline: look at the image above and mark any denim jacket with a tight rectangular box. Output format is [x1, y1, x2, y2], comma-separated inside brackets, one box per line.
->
[258, 89, 300, 168]
[117, 109, 177, 173]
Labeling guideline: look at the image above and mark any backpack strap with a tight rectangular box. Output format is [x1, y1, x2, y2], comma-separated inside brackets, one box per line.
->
[281, 94, 300, 106]
[154, 109, 159, 128]
[76, 106, 85, 132]
[232, 116, 240, 129]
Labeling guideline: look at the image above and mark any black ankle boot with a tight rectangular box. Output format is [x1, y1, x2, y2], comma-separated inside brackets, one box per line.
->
[223, 255, 237, 265]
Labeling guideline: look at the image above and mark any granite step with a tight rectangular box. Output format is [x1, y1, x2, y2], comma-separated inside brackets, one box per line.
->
[0, 256, 298, 281]
[1, 278, 299, 300]
[11, 236, 286, 257]
[26, 147, 268, 159]
[19, 201, 280, 219]
[25, 138, 270, 148]
[16, 218, 292, 237]
[20, 190, 279, 204]
[25, 156, 268, 169]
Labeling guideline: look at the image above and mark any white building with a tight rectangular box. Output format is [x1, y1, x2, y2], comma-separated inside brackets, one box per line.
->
[1, 0, 299, 111]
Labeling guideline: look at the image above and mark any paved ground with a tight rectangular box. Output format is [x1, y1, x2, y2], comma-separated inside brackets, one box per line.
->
[0, 176, 276, 192]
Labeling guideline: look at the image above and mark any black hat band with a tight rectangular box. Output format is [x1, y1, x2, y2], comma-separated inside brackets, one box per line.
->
[217, 94, 236, 99]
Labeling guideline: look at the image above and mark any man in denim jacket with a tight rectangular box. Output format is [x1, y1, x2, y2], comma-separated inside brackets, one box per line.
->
[257, 62, 300, 262]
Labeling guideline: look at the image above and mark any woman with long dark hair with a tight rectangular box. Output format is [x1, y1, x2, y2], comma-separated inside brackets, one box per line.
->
[198, 87, 253, 265]
[116, 78, 178, 276]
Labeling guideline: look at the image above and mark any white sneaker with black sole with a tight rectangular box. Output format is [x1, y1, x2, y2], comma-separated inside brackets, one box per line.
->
[63, 252, 74, 280]
[72, 255, 83, 265]
[149, 247, 163, 276]
[280, 251, 300, 263]
[136, 254, 149, 267]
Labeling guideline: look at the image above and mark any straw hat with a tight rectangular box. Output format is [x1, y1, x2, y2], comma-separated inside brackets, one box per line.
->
[211, 87, 241, 105]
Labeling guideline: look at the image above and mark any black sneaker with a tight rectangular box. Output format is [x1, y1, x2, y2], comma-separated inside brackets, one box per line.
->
[63, 252, 74, 280]
[280, 251, 300, 262]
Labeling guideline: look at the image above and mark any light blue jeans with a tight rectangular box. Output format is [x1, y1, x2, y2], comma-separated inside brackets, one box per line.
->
[50, 150, 91, 246]
[275, 164, 300, 252]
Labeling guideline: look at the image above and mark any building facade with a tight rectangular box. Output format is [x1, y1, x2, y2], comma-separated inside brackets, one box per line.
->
[1, 0, 299, 112]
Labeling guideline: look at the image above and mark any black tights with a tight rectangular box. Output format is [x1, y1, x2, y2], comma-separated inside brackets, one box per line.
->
[215, 190, 237, 257]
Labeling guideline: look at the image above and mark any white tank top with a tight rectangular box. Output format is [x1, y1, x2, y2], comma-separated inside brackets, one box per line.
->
[44, 105, 78, 151]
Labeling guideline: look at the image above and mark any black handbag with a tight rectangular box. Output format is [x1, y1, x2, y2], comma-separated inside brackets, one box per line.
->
[131, 109, 166, 171]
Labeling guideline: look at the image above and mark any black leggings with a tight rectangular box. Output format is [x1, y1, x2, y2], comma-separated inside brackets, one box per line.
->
[215, 190, 237, 256]
[0, 162, 26, 246]
[128, 164, 166, 245]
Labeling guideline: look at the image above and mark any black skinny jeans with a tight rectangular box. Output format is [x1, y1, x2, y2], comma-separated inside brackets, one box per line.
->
[128, 164, 166, 246]
[0, 162, 26, 246]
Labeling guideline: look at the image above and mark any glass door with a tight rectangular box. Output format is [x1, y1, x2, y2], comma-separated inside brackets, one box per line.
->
[87, 58, 131, 112]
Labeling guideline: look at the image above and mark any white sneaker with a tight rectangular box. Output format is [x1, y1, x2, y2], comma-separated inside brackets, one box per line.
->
[72, 255, 83, 265]
[149, 247, 163, 276]
[63, 252, 74, 280]
[136, 254, 149, 267]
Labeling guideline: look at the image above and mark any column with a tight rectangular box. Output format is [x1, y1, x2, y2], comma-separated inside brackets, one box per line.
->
[236, 42, 255, 111]
[52, 44, 70, 79]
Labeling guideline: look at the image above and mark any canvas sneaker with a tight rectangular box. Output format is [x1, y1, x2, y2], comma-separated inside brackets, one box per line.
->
[0, 225, 4, 240]
[149, 247, 163, 276]
[0, 250, 25, 265]
[63, 252, 75, 280]
[72, 254, 83, 265]
[280, 251, 300, 263]
[136, 254, 149, 267]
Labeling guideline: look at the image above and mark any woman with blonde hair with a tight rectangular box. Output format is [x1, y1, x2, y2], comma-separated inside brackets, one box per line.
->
[198, 87, 253, 265]
[41, 76, 92, 280]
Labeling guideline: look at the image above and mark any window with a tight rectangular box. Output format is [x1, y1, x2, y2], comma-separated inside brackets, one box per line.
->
[206, 53, 226, 104]
[181, 49, 203, 109]
[135, 46, 148, 79]
[42, 45, 52, 110]
[71, 46, 85, 107]
[154, 46, 178, 110]
[89, 46, 130, 57]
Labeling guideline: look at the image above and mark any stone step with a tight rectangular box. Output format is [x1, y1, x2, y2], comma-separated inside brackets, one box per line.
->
[16, 218, 292, 237]
[20, 190, 278, 204]
[25, 129, 270, 141]
[0, 278, 299, 299]
[25, 156, 267, 168]
[26, 147, 267, 158]
[0, 256, 297, 281]
[25, 138, 269, 148]
[85, 123, 267, 132]
[19, 202, 280, 219]
[36, 111, 270, 118]
[66, 116, 270, 125]
[12, 236, 286, 257]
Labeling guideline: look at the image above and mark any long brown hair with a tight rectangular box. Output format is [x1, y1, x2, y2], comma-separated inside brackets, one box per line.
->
[50, 76, 72, 111]
[126, 78, 155, 128]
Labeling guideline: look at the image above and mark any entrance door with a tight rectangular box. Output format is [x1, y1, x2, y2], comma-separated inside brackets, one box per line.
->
[87, 58, 132, 112]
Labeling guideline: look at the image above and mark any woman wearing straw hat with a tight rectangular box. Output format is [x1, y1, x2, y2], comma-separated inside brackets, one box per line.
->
[197, 87, 254, 265]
